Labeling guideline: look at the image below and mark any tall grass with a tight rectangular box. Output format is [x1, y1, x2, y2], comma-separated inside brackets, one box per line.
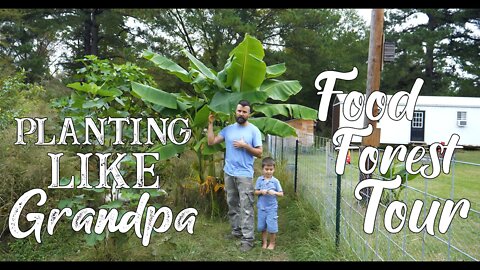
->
[0, 101, 79, 241]
[2, 149, 355, 261]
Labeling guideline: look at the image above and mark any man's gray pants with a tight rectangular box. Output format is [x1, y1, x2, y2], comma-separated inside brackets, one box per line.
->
[224, 173, 255, 246]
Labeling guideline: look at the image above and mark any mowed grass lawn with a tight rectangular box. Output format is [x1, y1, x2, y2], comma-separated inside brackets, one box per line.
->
[299, 148, 479, 210]
[346, 148, 480, 210]
[293, 147, 480, 260]
[395, 149, 480, 260]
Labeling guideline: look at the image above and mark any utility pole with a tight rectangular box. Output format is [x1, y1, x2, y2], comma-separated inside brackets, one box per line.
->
[359, 9, 384, 202]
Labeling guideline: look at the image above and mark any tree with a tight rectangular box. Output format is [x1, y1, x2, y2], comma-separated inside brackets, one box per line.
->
[269, 9, 369, 135]
[56, 9, 144, 77]
[383, 9, 480, 96]
[129, 9, 286, 70]
[0, 9, 140, 81]
[0, 9, 58, 82]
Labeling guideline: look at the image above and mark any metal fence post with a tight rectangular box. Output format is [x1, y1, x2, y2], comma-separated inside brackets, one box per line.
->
[281, 137, 284, 162]
[335, 173, 342, 249]
[294, 139, 299, 193]
[274, 136, 277, 160]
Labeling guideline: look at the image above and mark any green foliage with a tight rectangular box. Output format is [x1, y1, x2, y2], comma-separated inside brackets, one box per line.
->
[249, 118, 296, 138]
[50, 53, 214, 229]
[254, 104, 317, 119]
[49, 55, 179, 253]
[133, 34, 318, 217]
[384, 9, 480, 96]
[0, 9, 55, 82]
[74, 55, 154, 90]
[0, 69, 47, 129]
[1, 141, 356, 261]
[264, 9, 369, 137]
[226, 35, 266, 92]
[55, 9, 149, 76]
[5, 224, 84, 261]
[270, 9, 369, 109]
[379, 161, 420, 204]
[52, 55, 158, 148]
[0, 117, 77, 245]
[132, 9, 370, 123]
[137, 34, 317, 140]
[134, 34, 317, 185]
[284, 197, 356, 261]
[54, 176, 168, 251]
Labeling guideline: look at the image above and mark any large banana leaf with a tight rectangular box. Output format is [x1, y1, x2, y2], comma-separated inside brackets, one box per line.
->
[217, 55, 233, 87]
[255, 104, 318, 120]
[380, 162, 420, 183]
[208, 91, 269, 115]
[266, 63, 286, 78]
[147, 143, 186, 162]
[150, 93, 191, 115]
[226, 34, 266, 92]
[249, 117, 297, 137]
[193, 105, 211, 127]
[143, 51, 191, 83]
[193, 137, 224, 156]
[131, 82, 178, 109]
[151, 99, 190, 116]
[182, 49, 217, 81]
[260, 79, 302, 101]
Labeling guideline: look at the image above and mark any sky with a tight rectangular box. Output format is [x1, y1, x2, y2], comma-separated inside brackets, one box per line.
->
[356, 8, 372, 26]
[356, 9, 430, 28]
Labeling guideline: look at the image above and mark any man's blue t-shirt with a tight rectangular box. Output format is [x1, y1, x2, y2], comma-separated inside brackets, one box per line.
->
[255, 176, 283, 210]
[219, 122, 262, 177]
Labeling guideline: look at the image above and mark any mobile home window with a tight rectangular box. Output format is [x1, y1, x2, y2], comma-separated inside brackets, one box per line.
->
[412, 111, 423, 128]
[457, 111, 467, 127]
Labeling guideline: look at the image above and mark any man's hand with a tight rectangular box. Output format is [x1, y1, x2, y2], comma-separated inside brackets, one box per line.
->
[233, 137, 247, 149]
[261, 190, 267, 195]
[233, 138, 262, 158]
[207, 113, 224, 145]
[267, 190, 276, 196]
[208, 113, 215, 125]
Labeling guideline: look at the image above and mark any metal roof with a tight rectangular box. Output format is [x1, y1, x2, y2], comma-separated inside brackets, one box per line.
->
[334, 94, 480, 108]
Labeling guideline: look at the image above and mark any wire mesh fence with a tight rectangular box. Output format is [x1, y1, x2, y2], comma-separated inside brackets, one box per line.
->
[267, 134, 479, 261]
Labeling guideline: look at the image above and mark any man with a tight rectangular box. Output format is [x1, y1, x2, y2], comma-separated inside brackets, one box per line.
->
[208, 100, 262, 252]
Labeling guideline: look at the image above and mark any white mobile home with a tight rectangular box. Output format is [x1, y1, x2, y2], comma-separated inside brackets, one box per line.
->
[332, 94, 480, 147]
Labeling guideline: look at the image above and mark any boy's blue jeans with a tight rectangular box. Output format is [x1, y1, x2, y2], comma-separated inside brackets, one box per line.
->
[257, 208, 278, 233]
[224, 173, 255, 246]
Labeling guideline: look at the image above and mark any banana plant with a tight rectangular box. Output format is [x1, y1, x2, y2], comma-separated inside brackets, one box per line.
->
[379, 161, 421, 204]
[132, 34, 317, 184]
[132, 34, 318, 217]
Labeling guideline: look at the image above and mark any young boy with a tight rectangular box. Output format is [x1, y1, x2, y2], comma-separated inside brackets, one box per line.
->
[254, 157, 284, 250]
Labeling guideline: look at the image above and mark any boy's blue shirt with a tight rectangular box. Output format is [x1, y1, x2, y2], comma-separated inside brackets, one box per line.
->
[255, 176, 283, 210]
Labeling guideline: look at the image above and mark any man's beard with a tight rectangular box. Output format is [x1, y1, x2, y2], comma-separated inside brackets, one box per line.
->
[236, 116, 246, 124]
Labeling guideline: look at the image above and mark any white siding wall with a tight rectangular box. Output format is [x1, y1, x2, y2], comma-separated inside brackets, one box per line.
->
[376, 108, 411, 144]
[422, 106, 479, 146]
[337, 103, 480, 146]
